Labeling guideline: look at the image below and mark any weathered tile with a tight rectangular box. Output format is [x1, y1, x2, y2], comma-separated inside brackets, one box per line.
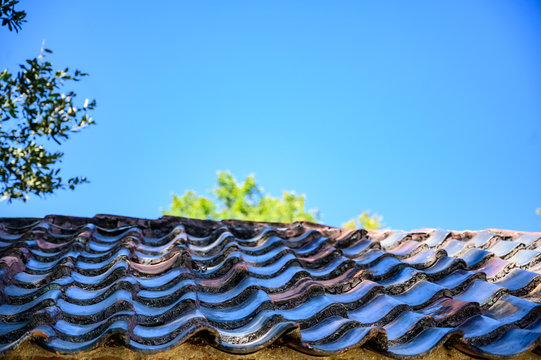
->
[0, 215, 539, 359]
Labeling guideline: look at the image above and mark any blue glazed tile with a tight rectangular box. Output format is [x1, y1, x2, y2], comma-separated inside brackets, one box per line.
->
[0, 216, 540, 358]
[475, 329, 541, 356]
[386, 327, 461, 357]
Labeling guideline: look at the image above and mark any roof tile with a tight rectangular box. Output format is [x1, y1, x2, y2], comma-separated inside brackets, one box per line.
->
[0, 215, 540, 358]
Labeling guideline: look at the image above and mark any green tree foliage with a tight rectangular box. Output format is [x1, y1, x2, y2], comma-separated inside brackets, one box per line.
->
[343, 211, 384, 230]
[0, 0, 96, 202]
[163, 171, 319, 222]
[164, 171, 384, 229]
[0, 0, 26, 32]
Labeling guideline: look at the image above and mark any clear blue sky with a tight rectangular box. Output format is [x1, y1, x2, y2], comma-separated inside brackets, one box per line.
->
[1, 1, 540, 231]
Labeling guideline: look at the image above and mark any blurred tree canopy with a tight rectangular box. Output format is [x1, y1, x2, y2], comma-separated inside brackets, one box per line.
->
[164, 171, 319, 223]
[0, 0, 96, 202]
[164, 171, 383, 229]
[343, 211, 384, 230]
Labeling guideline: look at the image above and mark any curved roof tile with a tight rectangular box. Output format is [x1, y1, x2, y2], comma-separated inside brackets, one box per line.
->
[0, 215, 540, 359]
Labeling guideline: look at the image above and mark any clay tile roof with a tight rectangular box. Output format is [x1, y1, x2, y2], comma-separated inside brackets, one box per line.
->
[0, 214, 541, 359]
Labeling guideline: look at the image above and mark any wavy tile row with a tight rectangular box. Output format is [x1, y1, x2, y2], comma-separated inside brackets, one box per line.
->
[0, 215, 540, 359]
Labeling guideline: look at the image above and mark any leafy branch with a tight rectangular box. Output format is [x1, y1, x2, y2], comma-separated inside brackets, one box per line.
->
[0, 50, 96, 202]
[1, 0, 96, 202]
[0, 0, 26, 32]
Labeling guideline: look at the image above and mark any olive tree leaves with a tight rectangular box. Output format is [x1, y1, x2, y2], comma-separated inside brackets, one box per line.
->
[0, 0, 96, 202]
[0, 0, 26, 32]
